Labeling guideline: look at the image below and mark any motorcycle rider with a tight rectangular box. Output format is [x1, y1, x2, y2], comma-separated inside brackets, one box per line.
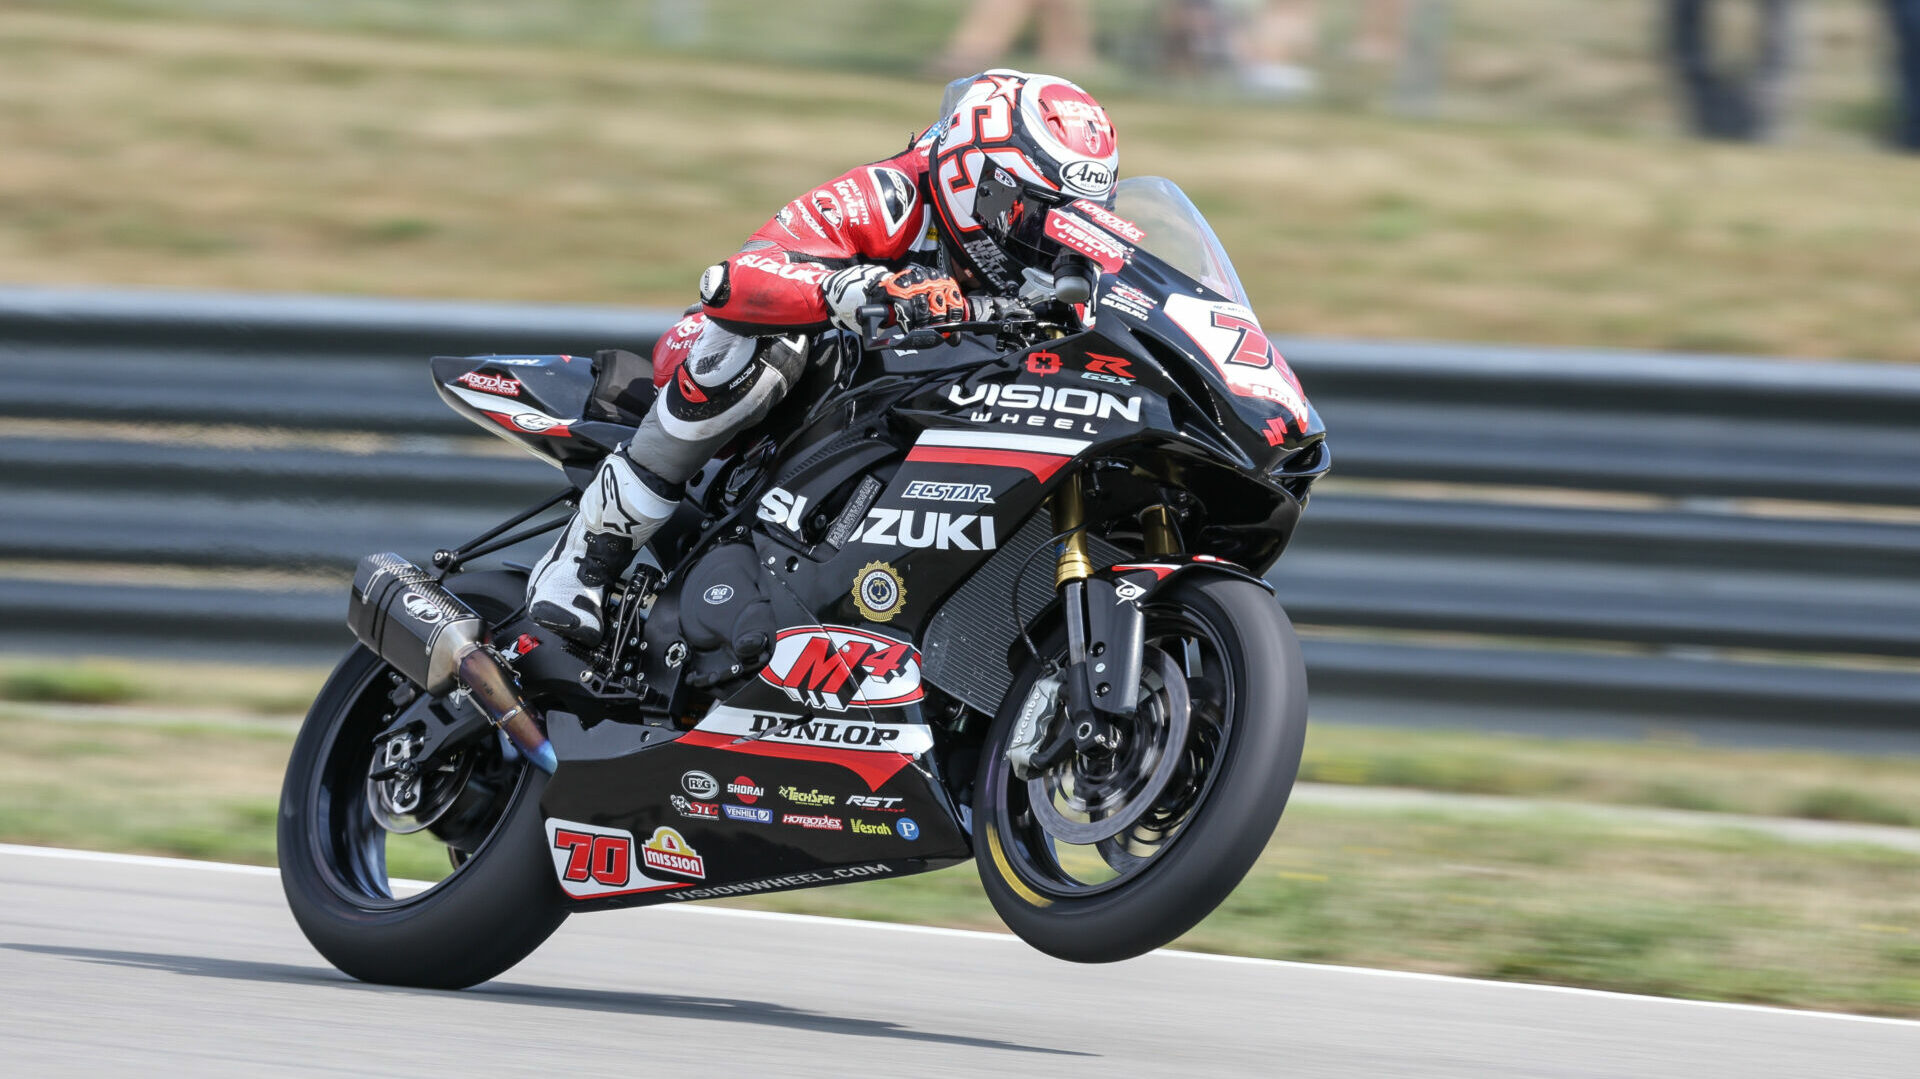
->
[527, 69, 1123, 645]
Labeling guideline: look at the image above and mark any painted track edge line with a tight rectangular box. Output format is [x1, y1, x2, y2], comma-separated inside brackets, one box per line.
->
[5, 843, 1916, 1029]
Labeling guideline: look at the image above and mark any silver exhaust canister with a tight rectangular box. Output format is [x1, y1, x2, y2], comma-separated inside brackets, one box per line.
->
[347, 553, 557, 774]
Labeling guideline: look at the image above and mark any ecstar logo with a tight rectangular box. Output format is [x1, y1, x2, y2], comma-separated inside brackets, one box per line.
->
[901, 480, 994, 505]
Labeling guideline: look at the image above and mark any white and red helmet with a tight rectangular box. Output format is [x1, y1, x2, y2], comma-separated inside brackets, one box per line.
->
[926, 70, 1120, 294]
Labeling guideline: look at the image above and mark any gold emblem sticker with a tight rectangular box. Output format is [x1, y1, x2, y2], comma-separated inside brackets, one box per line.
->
[851, 560, 907, 622]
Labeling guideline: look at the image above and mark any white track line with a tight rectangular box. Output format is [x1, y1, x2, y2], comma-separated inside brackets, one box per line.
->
[5, 843, 1917, 1030]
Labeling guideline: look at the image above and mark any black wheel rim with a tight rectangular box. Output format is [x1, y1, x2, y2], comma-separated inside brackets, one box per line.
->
[302, 654, 524, 911]
[988, 600, 1239, 900]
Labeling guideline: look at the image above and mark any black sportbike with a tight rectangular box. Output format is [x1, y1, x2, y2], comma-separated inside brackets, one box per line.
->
[279, 177, 1328, 987]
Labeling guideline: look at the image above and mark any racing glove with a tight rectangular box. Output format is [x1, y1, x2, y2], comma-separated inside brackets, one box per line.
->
[823, 265, 979, 334]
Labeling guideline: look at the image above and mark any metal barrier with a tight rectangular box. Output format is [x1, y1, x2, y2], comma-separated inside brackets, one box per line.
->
[5, 286, 1917, 725]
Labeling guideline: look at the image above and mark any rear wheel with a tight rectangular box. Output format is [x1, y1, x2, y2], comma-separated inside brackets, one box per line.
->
[278, 643, 566, 989]
[974, 575, 1307, 962]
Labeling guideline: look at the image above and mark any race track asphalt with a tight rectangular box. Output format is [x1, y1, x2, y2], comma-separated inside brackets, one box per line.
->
[2, 845, 1915, 1078]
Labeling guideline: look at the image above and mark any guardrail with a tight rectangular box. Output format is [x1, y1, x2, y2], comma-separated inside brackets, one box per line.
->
[4, 285, 1917, 726]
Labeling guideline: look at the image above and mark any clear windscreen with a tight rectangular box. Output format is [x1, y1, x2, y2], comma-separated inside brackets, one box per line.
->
[1112, 177, 1251, 306]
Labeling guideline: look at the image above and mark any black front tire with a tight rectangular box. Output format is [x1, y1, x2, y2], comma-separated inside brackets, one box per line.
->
[278, 645, 568, 990]
[974, 575, 1308, 962]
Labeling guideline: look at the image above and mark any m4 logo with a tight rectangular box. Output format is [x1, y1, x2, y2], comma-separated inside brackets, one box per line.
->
[758, 627, 924, 712]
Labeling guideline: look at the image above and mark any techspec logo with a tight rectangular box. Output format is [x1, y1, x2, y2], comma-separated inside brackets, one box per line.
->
[757, 627, 923, 712]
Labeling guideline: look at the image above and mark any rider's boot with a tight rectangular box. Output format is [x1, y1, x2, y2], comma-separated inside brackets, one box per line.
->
[527, 321, 808, 647]
[527, 454, 679, 647]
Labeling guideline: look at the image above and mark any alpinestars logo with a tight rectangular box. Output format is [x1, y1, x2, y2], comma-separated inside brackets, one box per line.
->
[757, 627, 924, 712]
[851, 509, 997, 551]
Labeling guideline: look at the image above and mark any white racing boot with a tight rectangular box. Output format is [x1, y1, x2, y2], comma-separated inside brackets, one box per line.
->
[527, 454, 678, 647]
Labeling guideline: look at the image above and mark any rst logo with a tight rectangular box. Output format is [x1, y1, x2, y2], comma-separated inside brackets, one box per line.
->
[946, 383, 1140, 434]
[850, 509, 997, 551]
[757, 627, 924, 712]
[902, 480, 994, 505]
[757, 487, 809, 534]
[846, 794, 905, 812]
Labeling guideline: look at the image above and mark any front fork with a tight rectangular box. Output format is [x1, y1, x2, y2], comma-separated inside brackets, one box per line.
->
[1019, 477, 1177, 776]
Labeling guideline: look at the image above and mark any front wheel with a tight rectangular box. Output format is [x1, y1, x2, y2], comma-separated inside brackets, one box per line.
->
[974, 575, 1308, 962]
[278, 645, 568, 989]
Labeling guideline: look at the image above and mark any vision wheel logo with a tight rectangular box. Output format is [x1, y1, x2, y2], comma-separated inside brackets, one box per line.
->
[852, 561, 907, 622]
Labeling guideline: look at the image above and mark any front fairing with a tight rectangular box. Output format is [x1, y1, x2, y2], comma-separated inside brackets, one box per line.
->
[1097, 249, 1326, 473]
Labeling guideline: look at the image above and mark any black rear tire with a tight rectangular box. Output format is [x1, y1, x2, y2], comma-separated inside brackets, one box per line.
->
[278, 645, 567, 989]
[974, 575, 1308, 962]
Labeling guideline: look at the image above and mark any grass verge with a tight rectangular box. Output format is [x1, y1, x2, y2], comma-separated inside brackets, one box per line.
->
[3, 9, 1919, 360]
[4, 705, 1917, 1017]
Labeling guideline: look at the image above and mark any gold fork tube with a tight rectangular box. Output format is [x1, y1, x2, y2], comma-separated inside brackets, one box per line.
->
[1053, 474, 1094, 588]
[1140, 504, 1180, 556]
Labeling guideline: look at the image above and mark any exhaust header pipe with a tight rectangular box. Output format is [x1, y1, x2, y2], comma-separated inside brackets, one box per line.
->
[347, 553, 556, 774]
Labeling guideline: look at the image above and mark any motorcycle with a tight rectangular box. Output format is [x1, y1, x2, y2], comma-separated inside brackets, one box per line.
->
[278, 174, 1328, 989]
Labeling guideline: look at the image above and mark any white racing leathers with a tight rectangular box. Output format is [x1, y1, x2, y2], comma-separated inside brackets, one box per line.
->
[527, 324, 809, 646]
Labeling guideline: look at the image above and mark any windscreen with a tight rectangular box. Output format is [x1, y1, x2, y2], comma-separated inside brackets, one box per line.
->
[1112, 177, 1251, 307]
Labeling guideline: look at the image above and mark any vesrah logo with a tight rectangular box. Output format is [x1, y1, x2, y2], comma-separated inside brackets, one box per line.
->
[945, 384, 1140, 434]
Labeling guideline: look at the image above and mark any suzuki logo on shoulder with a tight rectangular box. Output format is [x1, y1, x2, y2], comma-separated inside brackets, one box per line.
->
[851, 509, 997, 551]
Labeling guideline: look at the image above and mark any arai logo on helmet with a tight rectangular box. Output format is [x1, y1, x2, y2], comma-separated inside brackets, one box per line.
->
[1060, 160, 1115, 198]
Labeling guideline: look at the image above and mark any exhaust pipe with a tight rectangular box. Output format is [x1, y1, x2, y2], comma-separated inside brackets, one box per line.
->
[347, 553, 557, 774]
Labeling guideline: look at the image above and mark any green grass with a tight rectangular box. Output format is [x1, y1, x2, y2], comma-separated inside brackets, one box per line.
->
[6, 703, 1920, 1016]
[1301, 724, 1920, 826]
[3, 7, 1918, 360]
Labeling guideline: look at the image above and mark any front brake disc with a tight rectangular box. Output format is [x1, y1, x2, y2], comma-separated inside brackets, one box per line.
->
[1024, 648, 1190, 845]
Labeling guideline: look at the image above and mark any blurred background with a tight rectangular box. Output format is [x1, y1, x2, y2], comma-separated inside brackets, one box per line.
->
[3, 0, 1919, 1018]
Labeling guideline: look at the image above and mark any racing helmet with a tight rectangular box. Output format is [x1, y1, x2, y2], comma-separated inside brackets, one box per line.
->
[926, 70, 1120, 295]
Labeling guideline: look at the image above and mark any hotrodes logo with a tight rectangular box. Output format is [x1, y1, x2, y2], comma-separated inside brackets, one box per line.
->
[782, 813, 844, 831]
[458, 371, 521, 397]
[639, 826, 705, 879]
[757, 626, 925, 712]
[946, 383, 1141, 434]
[850, 509, 997, 551]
